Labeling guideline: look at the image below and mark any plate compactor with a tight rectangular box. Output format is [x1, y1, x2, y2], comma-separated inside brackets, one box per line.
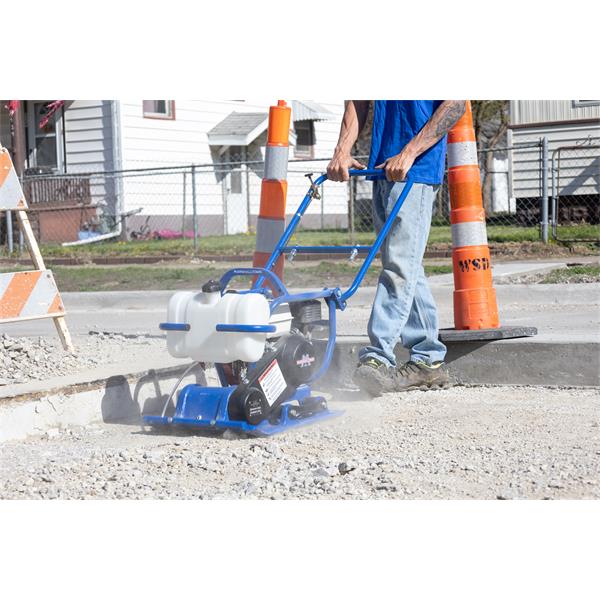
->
[144, 170, 415, 436]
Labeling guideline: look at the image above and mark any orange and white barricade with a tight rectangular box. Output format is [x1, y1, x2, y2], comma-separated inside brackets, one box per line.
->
[0, 147, 73, 350]
[447, 102, 499, 330]
[252, 100, 291, 282]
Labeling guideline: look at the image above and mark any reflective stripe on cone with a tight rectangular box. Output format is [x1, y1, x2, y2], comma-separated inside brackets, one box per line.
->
[447, 141, 478, 168]
[264, 145, 289, 181]
[451, 221, 488, 248]
[255, 217, 285, 254]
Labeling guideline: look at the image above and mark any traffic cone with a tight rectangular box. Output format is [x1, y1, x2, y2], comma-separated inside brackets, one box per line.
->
[253, 100, 291, 282]
[447, 101, 499, 329]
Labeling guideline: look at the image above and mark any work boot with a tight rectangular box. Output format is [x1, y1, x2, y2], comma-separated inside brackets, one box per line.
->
[353, 358, 450, 397]
[388, 360, 450, 392]
[352, 357, 394, 397]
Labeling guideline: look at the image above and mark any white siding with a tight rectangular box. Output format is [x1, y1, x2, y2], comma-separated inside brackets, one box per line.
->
[117, 100, 348, 231]
[63, 100, 119, 215]
[508, 121, 600, 199]
[510, 100, 600, 125]
[64, 100, 116, 173]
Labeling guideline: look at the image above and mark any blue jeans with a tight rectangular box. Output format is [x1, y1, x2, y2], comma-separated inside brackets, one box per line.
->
[359, 180, 447, 367]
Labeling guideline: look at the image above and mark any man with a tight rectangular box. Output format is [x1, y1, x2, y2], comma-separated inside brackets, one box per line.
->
[327, 100, 466, 396]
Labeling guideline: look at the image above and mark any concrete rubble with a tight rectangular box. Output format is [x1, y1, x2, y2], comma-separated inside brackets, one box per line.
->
[1, 386, 598, 500]
[0, 332, 163, 386]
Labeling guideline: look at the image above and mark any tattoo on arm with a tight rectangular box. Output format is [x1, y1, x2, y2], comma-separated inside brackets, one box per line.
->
[433, 101, 467, 138]
[408, 101, 467, 157]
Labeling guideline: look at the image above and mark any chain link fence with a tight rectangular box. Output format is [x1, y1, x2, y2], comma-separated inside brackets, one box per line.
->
[551, 140, 600, 242]
[2, 139, 598, 251]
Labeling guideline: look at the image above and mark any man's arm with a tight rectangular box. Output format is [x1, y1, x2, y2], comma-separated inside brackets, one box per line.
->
[327, 100, 370, 182]
[376, 100, 467, 182]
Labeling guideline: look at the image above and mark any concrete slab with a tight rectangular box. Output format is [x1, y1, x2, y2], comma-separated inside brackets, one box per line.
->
[0, 350, 191, 402]
[0, 361, 204, 443]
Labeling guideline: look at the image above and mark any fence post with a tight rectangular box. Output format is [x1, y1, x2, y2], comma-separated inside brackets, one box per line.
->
[348, 179, 355, 242]
[244, 147, 251, 231]
[6, 210, 13, 254]
[320, 182, 325, 230]
[182, 171, 187, 238]
[541, 136, 549, 243]
[191, 165, 198, 252]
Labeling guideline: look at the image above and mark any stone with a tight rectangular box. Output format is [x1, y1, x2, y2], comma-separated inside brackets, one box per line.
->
[312, 467, 331, 478]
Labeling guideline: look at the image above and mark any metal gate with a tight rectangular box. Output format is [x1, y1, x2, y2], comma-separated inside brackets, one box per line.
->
[551, 140, 600, 242]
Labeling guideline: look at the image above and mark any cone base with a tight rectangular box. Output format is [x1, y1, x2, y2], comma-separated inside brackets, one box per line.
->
[453, 287, 499, 330]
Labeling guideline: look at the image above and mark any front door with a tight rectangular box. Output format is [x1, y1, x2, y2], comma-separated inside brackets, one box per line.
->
[223, 148, 248, 235]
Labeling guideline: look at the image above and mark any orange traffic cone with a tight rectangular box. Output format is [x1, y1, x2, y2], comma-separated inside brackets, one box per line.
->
[447, 101, 499, 330]
[252, 100, 291, 282]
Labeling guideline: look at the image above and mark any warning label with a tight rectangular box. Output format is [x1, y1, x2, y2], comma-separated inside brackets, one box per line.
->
[258, 359, 287, 406]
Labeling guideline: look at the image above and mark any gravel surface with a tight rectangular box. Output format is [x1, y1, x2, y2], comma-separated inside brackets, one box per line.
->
[0, 332, 163, 386]
[1, 386, 598, 500]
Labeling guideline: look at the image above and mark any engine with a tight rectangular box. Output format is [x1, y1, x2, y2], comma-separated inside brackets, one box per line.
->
[227, 332, 321, 425]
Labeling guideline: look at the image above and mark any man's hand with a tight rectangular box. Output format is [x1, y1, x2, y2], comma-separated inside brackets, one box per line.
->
[375, 146, 417, 182]
[326, 153, 366, 182]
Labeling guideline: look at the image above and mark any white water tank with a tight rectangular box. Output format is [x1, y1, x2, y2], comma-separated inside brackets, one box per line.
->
[164, 282, 271, 363]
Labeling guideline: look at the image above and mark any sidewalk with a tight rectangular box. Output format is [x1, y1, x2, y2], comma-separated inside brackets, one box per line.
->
[1, 261, 598, 390]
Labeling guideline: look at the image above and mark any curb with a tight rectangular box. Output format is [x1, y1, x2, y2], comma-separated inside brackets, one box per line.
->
[1, 337, 597, 444]
[321, 338, 599, 388]
[0, 362, 202, 444]
[0, 244, 587, 267]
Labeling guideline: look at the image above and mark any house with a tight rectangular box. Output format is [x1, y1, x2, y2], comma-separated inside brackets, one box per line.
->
[508, 100, 600, 223]
[0, 100, 348, 242]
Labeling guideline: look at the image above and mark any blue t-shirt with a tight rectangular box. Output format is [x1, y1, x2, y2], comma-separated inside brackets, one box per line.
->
[368, 100, 447, 185]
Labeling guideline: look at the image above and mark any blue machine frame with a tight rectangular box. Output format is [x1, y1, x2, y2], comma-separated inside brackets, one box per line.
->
[146, 170, 415, 436]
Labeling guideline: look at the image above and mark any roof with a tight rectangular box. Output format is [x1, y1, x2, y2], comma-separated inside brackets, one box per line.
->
[207, 112, 269, 146]
[207, 103, 333, 148]
[292, 100, 335, 122]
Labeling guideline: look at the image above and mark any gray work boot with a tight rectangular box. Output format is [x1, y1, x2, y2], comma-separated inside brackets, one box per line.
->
[387, 360, 450, 392]
[352, 357, 394, 397]
[353, 358, 449, 397]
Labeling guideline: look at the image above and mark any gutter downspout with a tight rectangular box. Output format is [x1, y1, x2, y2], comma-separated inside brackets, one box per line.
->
[110, 99, 125, 240]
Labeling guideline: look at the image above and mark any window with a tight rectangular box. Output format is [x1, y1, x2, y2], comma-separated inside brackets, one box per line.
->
[143, 100, 176, 119]
[294, 120, 315, 158]
[26, 101, 64, 172]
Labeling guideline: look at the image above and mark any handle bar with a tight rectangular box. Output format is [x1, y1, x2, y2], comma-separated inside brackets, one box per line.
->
[253, 169, 414, 294]
[348, 169, 384, 177]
